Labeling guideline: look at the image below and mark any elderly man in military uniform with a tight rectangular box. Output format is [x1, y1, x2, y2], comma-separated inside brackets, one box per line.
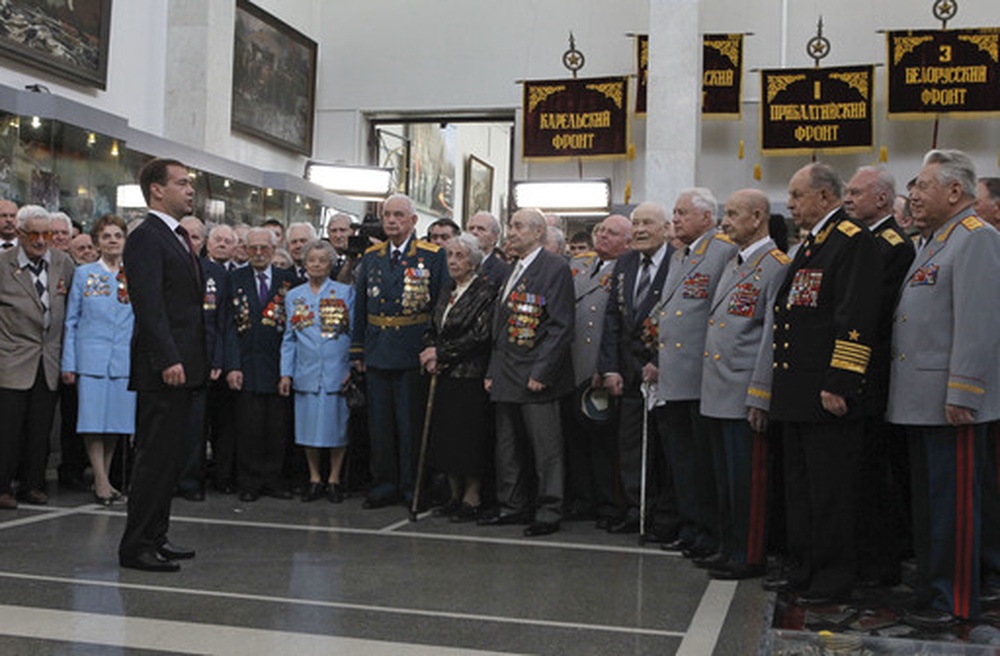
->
[653, 189, 736, 558]
[698, 189, 789, 580]
[564, 214, 632, 527]
[888, 150, 1000, 627]
[351, 194, 448, 508]
[482, 208, 574, 537]
[843, 165, 916, 589]
[766, 162, 881, 605]
[598, 202, 674, 537]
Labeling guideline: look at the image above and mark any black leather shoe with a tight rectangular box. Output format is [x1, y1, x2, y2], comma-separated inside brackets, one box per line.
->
[708, 563, 765, 580]
[432, 498, 461, 517]
[595, 516, 613, 531]
[682, 545, 715, 559]
[661, 538, 689, 553]
[93, 492, 114, 507]
[301, 482, 326, 502]
[17, 489, 48, 506]
[903, 607, 957, 629]
[692, 552, 729, 569]
[238, 490, 259, 502]
[121, 551, 180, 572]
[178, 489, 205, 502]
[449, 502, 481, 523]
[363, 495, 397, 509]
[262, 487, 293, 500]
[524, 521, 560, 537]
[762, 577, 802, 593]
[157, 541, 195, 560]
[477, 511, 531, 526]
[326, 484, 344, 504]
[215, 482, 237, 495]
[607, 518, 639, 534]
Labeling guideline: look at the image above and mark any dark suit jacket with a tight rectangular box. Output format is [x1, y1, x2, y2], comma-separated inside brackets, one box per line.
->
[224, 265, 297, 394]
[865, 216, 915, 415]
[200, 258, 231, 372]
[597, 247, 672, 390]
[124, 213, 207, 391]
[488, 249, 574, 404]
[423, 275, 496, 379]
[479, 250, 512, 291]
[770, 208, 881, 422]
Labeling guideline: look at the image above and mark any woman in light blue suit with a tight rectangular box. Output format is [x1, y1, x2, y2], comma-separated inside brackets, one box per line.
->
[61, 214, 135, 505]
[279, 240, 354, 503]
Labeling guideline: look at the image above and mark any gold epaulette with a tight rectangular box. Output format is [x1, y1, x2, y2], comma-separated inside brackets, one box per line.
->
[769, 248, 791, 265]
[365, 242, 386, 255]
[961, 216, 986, 232]
[837, 221, 861, 237]
[714, 232, 734, 244]
[415, 239, 442, 252]
[881, 230, 904, 246]
[572, 251, 598, 261]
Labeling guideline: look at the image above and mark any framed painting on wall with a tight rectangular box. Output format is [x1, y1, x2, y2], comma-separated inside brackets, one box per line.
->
[0, 0, 112, 90]
[407, 123, 455, 219]
[232, 0, 317, 155]
[463, 155, 494, 224]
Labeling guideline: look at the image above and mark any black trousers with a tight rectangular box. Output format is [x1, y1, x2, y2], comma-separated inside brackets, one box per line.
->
[0, 363, 57, 495]
[119, 388, 193, 559]
[234, 391, 288, 493]
[206, 378, 237, 487]
[561, 386, 619, 520]
[57, 379, 88, 481]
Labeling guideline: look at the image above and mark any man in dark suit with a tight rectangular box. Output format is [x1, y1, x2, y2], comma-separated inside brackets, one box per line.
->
[481, 208, 574, 537]
[225, 227, 296, 502]
[119, 158, 207, 572]
[843, 166, 916, 588]
[467, 211, 510, 291]
[598, 202, 674, 537]
[767, 162, 881, 604]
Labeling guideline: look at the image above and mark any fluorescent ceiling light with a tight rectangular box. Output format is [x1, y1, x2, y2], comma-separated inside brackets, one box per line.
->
[305, 162, 392, 201]
[116, 184, 146, 209]
[512, 180, 611, 215]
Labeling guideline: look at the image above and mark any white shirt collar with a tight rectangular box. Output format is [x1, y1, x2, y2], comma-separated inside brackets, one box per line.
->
[739, 235, 772, 263]
[810, 207, 841, 237]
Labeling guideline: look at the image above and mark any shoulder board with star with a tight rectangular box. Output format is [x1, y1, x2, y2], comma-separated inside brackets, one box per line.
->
[713, 232, 734, 244]
[960, 216, 986, 232]
[365, 242, 386, 255]
[415, 239, 442, 252]
[881, 229, 904, 246]
[572, 251, 598, 262]
[768, 248, 791, 265]
[837, 221, 862, 238]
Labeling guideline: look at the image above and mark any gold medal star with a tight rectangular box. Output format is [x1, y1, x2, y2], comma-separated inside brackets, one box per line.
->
[848, 329, 860, 341]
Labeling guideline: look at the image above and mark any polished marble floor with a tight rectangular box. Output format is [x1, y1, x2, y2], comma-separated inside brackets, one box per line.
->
[0, 484, 771, 655]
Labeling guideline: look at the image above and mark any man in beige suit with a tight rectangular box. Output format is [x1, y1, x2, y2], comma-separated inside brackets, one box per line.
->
[0, 205, 74, 509]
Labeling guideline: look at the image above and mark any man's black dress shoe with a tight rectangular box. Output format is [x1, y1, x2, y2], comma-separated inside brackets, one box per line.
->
[262, 487, 293, 500]
[595, 516, 613, 531]
[762, 576, 803, 593]
[215, 482, 237, 495]
[661, 538, 689, 553]
[450, 502, 481, 523]
[903, 607, 958, 629]
[120, 551, 180, 572]
[362, 495, 397, 509]
[682, 545, 715, 559]
[477, 511, 531, 526]
[238, 490, 259, 502]
[178, 489, 205, 502]
[607, 518, 639, 534]
[301, 482, 326, 502]
[524, 521, 560, 537]
[708, 562, 765, 580]
[692, 552, 729, 569]
[432, 498, 461, 517]
[157, 541, 195, 560]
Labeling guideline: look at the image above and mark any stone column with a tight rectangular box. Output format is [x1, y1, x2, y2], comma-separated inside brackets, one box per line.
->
[645, 0, 701, 208]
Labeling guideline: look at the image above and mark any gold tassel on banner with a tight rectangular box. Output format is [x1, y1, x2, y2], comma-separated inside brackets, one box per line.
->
[627, 143, 636, 160]
[739, 139, 745, 160]
[753, 163, 762, 181]
[879, 146, 888, 163]
[625, 180, 632, 204]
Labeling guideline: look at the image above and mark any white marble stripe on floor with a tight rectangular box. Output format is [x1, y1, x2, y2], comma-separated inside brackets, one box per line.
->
[675, 579, 738, 656]
[0, 572, 687, 639]
[0, 604, 515, 655]
[0, 506, 79, 530]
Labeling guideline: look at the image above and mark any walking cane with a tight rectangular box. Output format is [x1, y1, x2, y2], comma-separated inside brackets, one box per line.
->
[638, 381, 652, 545]
[410, 372, 438, 521]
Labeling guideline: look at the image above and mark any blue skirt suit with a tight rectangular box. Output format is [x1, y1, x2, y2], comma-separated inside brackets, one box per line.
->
[280, 279, 354, 448]
[61, 261, 136, 434]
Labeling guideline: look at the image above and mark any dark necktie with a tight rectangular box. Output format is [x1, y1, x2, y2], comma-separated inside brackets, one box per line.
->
[390, 249, 401, 267]
[1, 241, 12, 250]
[257, 271, 269, 305]
[737, 254, 744, 266]
[27, 259, 46, 302]
[590, 259, 604, 278]
[635, 256, 652, 306]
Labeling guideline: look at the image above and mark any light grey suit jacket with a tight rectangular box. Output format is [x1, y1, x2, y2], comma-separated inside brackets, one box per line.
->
[887, 208, 1000, 426]
[0, 247, 74, 391]
[569, 252, 614, 387]
[699, 239, 790, 419]
[654, 228, 737, 401]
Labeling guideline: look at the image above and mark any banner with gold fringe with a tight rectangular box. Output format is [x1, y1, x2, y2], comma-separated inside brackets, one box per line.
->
[759, 64, 874, 155]
[636, 35, 648, 116]
[703, 33, 743, 117]
[887, 28, 1000, 116]
[522, 76, 629, 159]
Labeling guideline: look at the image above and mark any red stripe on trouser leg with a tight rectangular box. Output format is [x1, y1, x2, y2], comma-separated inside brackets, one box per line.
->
[746, 431, 767, 565]
[953, 426, 974, 619]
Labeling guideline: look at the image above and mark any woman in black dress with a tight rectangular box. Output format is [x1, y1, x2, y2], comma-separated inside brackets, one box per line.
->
[419, 233, 496, 521]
